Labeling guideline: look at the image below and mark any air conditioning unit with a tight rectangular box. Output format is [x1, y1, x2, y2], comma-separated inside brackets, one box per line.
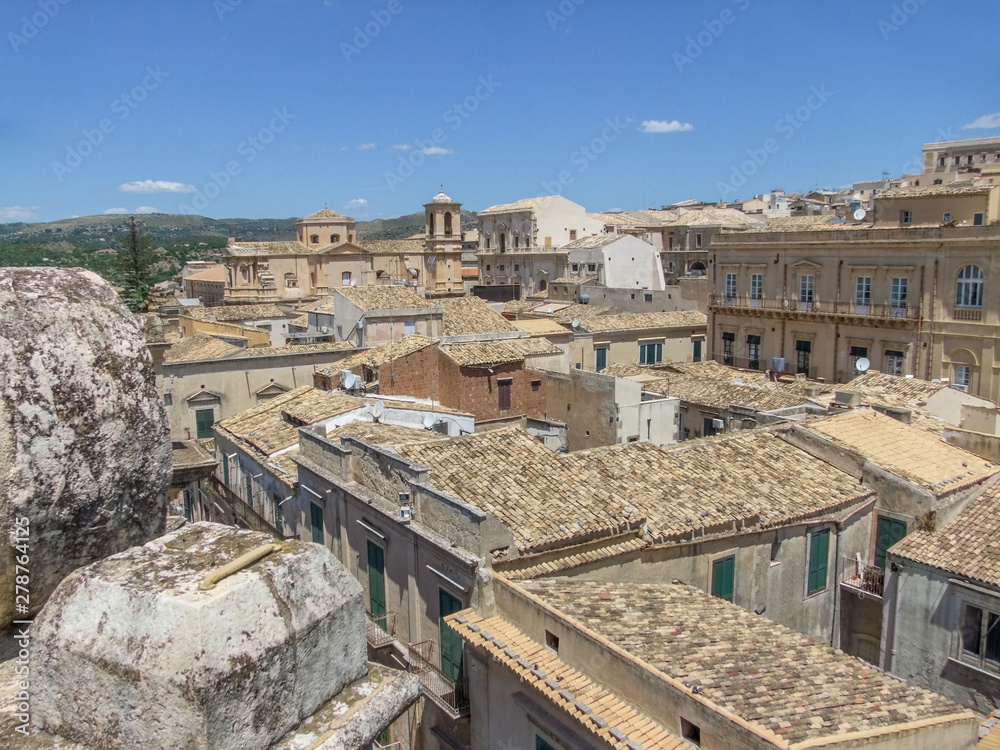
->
[399, 506, 412, 523]
[320, 325, 329, 334]
[711, 418, 725, 430]
[772, 357, 786, 372]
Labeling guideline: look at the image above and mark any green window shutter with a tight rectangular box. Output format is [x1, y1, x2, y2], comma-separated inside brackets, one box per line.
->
[222, 455, 229, 486]
[367, 541, 386, 620]
[807, 529, 830, 595]
[712, 556, 735, 601]
[196, 409, 215, 439]
[596, 348, 607, 371]
[875, 516, 907, 569]
[310, 502, 324, 545]
[536, 737, 557, 750]
[439, 589, 465, 682]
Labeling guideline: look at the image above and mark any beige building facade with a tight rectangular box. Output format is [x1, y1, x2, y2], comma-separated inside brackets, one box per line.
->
[708, 224, 1000, 401]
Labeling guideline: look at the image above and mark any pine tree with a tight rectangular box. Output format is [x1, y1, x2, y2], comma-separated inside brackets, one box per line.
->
[113, 217, 157, 312]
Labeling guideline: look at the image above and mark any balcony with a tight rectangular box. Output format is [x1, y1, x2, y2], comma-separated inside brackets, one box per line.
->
[841, 556, 885, 599]
[367, 611, 397, 651]
[710, 295, 920, 322]
[953, 306, 983, 322]
[406, 641, 470, 719]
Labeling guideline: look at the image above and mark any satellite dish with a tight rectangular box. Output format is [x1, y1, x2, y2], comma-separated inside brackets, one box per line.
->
[571, 318, 580, 329]
[372, 400, 385, 420]
[855, 357, 870, 373]
[340, 369, 360, 390]
[853, 208, 867, 221]
[350, 278, 358, 286]
[422, 412, 437, 429]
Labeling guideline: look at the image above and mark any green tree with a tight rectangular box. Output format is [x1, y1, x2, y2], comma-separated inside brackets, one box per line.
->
[113, 217, 157, 312]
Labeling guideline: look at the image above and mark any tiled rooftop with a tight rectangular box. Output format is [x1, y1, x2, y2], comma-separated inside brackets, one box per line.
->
[185, 303, 287, 321]
[230, 341, 357, 358]
[315, 335, 437, 375]
[562, 234, 621, 250]
[514, 578, 972, 745]
[643, 373, 807, 412]
[891, 482, 1000, 587]
[802, 410, 998, 493]
[438, 296, 518, 336]
[447, 610, 685, 750]
[334, 285, 431, 311]
[224, 240, 317, 257]
[325, 420, 451, 449]
[303, 207, 354, 221]
[878, 182, 994, 199]
[665, 207, 764, 228]
[512, 318, 572, 336]
[479, 196, 557, 215]
[163, 332, 242, 362]
[579, 311, 706, 334]
[356, 238, 426, 255]
[440, 336, 561, 366]
[184, 265, 226, 282]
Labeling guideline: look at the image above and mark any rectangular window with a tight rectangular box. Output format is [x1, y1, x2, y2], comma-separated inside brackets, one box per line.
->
[795, 339, 811, 375]
[890, 277, 908, 311]
[222, 454, 230, 487]
[799, 275, 814, 306]
[310, 502, 324, 545]
[900, 210, 912, 225]
[164, 392, 173, 407]
[195, 408, 215, 439]
[725, 272, 737, 299]
[404, 320, 415, 335]
[885, 350, 905, 376]
[531, 379, 541, 392]
[644, 292, 653, 302]
[807, 528, 830, 595]
[588, 263, 596, 273]
[850, 345, 869, 376]
[974, 212, 984, 226]
[514, 264, 519, 272]
[571, 264, 579, 272]
[747, 334, 761, 370]
[855, 276, 871, 308]
[750, 273, 763, 300]
[569, 230, 577, 240]
[943, 212, 952, 223]
[695, 233, 703, 248]
[712, 555, 735, 601]
[498, 379, 512, 411]
[722, 331, 735, 366]
[639, 341, 663, 365]
[439, 589, 465, 682]
[874, 515, 907, 569]
[954, 364, 971, 391]
[595, 347, 608, 372]
[959, 605, 1000, 673]
[367, 540, 386, 621]
[693, 339, 702, 363]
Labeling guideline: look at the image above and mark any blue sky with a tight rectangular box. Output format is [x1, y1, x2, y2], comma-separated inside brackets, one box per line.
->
[2, 0, 998, 223]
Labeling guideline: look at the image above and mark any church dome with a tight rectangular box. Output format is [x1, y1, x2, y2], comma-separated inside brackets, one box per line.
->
[432, 190, 453, 204]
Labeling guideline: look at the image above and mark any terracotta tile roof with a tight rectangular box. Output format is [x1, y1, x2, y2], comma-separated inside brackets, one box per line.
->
[334, 285, 430, 311]
[447, 610, 685, 750]
[665, 207, 764, 228]
[231, 341, 357, 358]
[356, 238, 426, 255]
[503, 299, 536, 315]
[497, 532, 650, 580]
[440, 337, 561, 366]
[225, 240, 315, 256]
[303, 207, 354, 221]
[325, 420, 451, 449]
[878, 183, 995, 199]
[216, 386, 361, 456]
[315, 336, 437, 376]
[844, 371, 944, 402]
[891, 483, 1000, 587]
[163, 333, 242, 362]
[461, 267, 479, 278]
[643, 374, 807, 412]
[586, 212, 636, 226]
[562, 234, 621, 250]
[512, 318, 572, 336]
[438, 297, 518, 336]
[289, 313, 309, 328]
[479, 196, 557, 215]
[184, 265, 226, 282]
[514, 578, 972, 745]
[803, 410, 998, 493]
[397, 427, 871, 555]
[185, 303, 287, 322]
[579, 311, 707, 334]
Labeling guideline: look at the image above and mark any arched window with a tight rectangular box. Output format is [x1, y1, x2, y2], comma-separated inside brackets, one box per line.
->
[240, 265, 249, 283]
[514, 235, 520, 248]
[500, 233, 506, 253]
[484, 234, 491, 250]
[331, 234, 340, 243]
[310, 234, 319, 244]
[538, 279, 547, 292]
[342, 272, 352, 286]
[348, 234, 354, 243]
[429, 214, 435, 236]
[956, 265, 984, 307]
[284, 272, 297, 289]
[444, 212, 453, 236]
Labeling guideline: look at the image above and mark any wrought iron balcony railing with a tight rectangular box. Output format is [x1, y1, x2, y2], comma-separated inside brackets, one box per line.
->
[710, 295, 920, 321]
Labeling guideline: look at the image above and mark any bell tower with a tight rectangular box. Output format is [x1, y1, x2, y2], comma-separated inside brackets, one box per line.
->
[423, 190, 463, 295]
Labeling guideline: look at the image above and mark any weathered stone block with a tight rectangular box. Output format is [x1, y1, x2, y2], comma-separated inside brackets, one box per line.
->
[0, 268, 171, 625]
[32, 522, 368, 750]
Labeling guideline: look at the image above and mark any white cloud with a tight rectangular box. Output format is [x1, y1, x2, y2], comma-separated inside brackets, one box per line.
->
[345, 198, 368, 210]
[963, 113, 1000, 130]
[0, 205, 42, 221]
[392, 144, 412, 150]
[639, 119, 693, 134]
[421, 146, 454, 155]
[359, 143, 377, 150]
[103, 208, 129, 214]
[135, 206, 159, 214]
[119, 180, 196, 194]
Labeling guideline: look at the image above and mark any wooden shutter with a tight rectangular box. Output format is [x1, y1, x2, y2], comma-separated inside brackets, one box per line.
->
[807, 529, 830, 594]
[498, 380, 512, 411]
[439, 589, 464, 682]
[196, 409, 214, 439]
[875, 516, 906, 569]
[367, 541, 386, 619]
[712, 556, 735, 601]
[310, 503, 324, 545]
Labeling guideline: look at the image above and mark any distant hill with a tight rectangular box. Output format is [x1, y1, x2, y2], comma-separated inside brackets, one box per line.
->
[0, 209, 480, 247]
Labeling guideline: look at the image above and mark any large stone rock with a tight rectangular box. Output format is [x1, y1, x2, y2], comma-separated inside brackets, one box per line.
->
[0, 268, 170, 625]
[32, 523, 369, 750]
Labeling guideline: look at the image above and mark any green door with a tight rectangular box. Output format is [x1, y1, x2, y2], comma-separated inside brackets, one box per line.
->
[595, 347, 608, 372]
[310, 502, 324, 545]
[195, 408, 215, 439]
[367, 541, 386, 620]
[439, 589, 464, 682]
[693, 340, 703, 363]
[712, 556, 735, 601]
[875, 516, 907, 569]
[807, 528, 830, 595]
